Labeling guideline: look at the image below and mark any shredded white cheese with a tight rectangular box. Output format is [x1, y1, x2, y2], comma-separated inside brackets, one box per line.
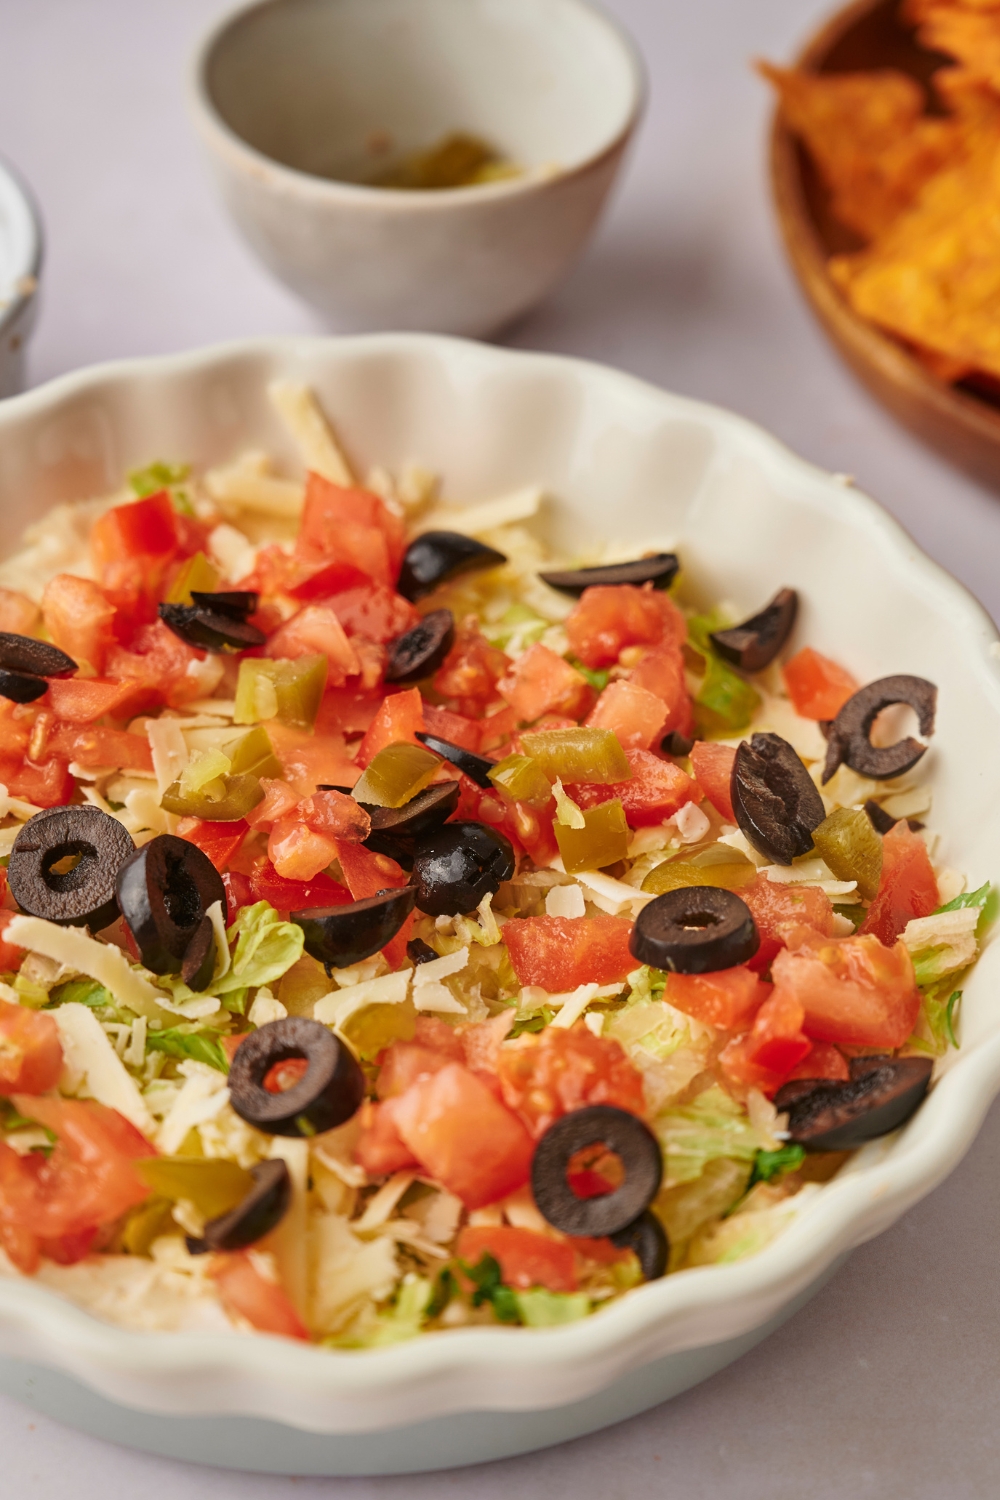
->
[52, 1003, 155, 1133]
[5, 916, 171, 1022]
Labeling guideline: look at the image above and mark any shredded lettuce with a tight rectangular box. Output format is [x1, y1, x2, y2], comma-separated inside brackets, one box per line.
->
[934, 881, 997, 938]
[129, 460, 194, 514]
[567, 655, 611, 692]
[49, 978, 113, 1009]
[513, 1288, 591, 1326]
[361, 1276, 434, 1346]
[146, 1027, 229, 1073]
[159, 902, 304, 1014]
[656, 1086, 761, 1187]
[460, 1254, 519, 1323]
[749, 1144, 805, 1186]
[687, 611, 762, 736]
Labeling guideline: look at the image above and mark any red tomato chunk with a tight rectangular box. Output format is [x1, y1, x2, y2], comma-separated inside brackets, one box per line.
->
[456, 1225, 578, 1293]
[573, 748, 697, 827]
[496, 1027, 646, 1139]
[503, 914, 635, 992]
[782, 647, 858, 721]
[771, 930, 920, 1050]
[859, 822, 939, 946]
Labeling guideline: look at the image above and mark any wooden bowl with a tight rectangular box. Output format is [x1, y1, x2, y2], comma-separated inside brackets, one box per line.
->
[770, 0, 1000, 489]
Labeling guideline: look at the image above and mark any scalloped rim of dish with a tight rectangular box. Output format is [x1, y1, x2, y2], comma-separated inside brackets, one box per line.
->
[188, 0, 647, 209]
[0, 334, 998, 1433]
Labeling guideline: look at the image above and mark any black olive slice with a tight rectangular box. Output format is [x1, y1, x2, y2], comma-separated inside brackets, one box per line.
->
[411, 822, 515, 916]
[821, 675, 937, 784]
[158, 603, 267, 654]
[0, 669, 49, 704]
[407, 937, 440, 965]
[397, 531, 507, 602]
[317, 785, 355, 795]
[732, 732, 826, 865]
[774, 1057, 933, 1151]
[291, 887, 418, 972]
[9, 806, 136, 929]
[415, 732, 494, 789]
[186, 1160, 292, 1255]
[384, 609, 455, 684]
[181, 913, 217, 991]
[609, 1209, 669, 1281]
[116, 834, 226, 973]
[662, 731, 693, 757]
[532, 1105, 663, 1238]
[863, 799, 923, 836]
[362, 781, 461, 867]
[228, 1017, 365, 1137]
[189, 590, 259, 620]
[709, 589, 798, 673]
[538, 553, 680, 596]
[0, 631, 77, 678]
[9, 807, 131, 926]
[630, 887, 759, 973]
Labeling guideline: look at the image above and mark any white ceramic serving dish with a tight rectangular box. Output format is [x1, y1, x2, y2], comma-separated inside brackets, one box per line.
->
[0, 156, 42, 399]
[0, 334, 998, 1476]
[189, 0, 643, 337]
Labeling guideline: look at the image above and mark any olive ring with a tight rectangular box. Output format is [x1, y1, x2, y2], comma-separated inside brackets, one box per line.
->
[531, 1105, 663, 1238]
[822, 675, 937, 784]
[630, 886, 759, 974]
[9, 806, 136, 929]
[228, 1017, 366, 1138]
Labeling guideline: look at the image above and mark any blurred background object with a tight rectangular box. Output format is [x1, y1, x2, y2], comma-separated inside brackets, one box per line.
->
[0, 156, 41, 397]
[189, 0, 644, 337]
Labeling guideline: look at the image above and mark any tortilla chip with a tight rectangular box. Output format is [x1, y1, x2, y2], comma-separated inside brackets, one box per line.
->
[906, 1, 1000, 89]
[830, 137, 1000, 379]
[759, 62, 964, 239]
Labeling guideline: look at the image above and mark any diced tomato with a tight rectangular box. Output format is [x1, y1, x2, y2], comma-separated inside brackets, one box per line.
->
[666, 966, 766, 1030]
[0, 754, 74, 808]
[287, 560, 372, 601]
[209, 1251, 309, 1340]
[268, 819, 340, 882]
[105, 619, 206, 709]
[391, 1062, 535, 1208]
[41, 574, 117, 674]
[0, 1097, 153, 1249]
[573, 748, 697, 827]
[479, 704, 520, 753]
[248, 859, 351, 913]
[689, 741, 736, 821]
[376, 1042, 455, 1100]
[433, 623, 511, 717]
[782, 647, 859, 721]
[459, 1012, 514, 1076]
[628, 643, 694, 736]
[48, 724, 154, 773]
[353, 1098, 420, 1176]
[586, 680, 667, 751]
[354, 687, 425, 767]
[176, 818, 249, 873]
[0, 912, 24, 972]
[265, 605, 360, 685]
[740, 873, 836, 973]
[0, 588, 39, 636]
[314, 684, 383, 739]
[295, 473, 406, 587]
[45, 677, 143, 725]
[0, 1001, 62, 1094]
[565, 584, 686, 669]
[859, 821, 939, 946]
[471, 784, 553, 867]
[718, 986, 811, 1093]
[456, 1225, 578, 1293]
[39, 1226, 100, 1266]
[222, 870, 254, 923]
[771, 929, 920, 1049]
[496, 643, 593, 724]
[422, 703, 481, 753]
[785, 1041, 851, 1083]
[299, 788, 371, 842]
[244, 778, 300, 830]
[503, 914, 635, 991]
[265, 722, 360, 798]
[496, 1026, 646, 1139]
[336, 841, 407, 899]
[315, 584, 417, 644]
[264, 1057, 309, 1094]
[90, 492, 181, 629]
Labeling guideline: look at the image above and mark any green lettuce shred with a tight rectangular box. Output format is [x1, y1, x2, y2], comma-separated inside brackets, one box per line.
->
[656, 1085, 761, 1186]
[461, 1254, 519, 1323]
[158, 902, 304, 1012]
[146, 1028, 229, 1073]
[687, 610, 761, 736]
[934, 881, 996, 937]
[749, 1144, 805, 1186]
[48, 978, 113, 1009]
[513, 1289, 591, 1327]
[128, 460, 194, 514]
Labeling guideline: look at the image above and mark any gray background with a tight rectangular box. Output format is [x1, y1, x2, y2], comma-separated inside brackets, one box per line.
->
[2, 1, 1000, 1495]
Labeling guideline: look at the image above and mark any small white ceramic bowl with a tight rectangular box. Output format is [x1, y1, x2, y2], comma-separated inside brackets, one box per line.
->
[0, 335, 998, 1477]
[0, 157, 42, 398]
[189, 0, 643, 336]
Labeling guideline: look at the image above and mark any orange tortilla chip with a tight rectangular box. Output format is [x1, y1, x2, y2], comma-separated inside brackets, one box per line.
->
[759, 62, 964, 239]
[830, 137, 1000, 380]
[906, 1, 1000, 89]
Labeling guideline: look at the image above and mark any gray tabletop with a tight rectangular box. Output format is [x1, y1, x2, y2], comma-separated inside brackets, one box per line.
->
[3, 1, 1000, 1495]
